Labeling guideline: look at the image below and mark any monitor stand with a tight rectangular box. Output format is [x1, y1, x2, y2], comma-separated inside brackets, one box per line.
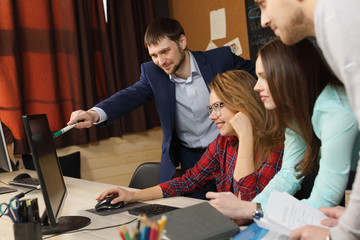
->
[42, 216, 91, 235]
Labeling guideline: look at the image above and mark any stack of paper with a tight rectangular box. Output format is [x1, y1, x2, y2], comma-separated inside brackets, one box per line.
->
[254, 191, 329, 239]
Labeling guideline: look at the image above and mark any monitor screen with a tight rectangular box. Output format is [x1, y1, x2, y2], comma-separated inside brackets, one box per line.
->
[22, 114, 90, 234]
[0, 120, 13, 172]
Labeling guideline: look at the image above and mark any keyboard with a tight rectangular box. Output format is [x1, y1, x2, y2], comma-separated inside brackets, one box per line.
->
[9, 177, 40, 188]
[128, 204, 179, 217]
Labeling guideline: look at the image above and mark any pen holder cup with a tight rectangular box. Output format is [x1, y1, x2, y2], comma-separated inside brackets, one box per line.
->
[13, 221, 42, 240]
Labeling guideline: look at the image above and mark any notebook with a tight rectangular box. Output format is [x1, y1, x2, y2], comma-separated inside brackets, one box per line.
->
[150, 202, 240, 240]
[232, 222, 269, 240]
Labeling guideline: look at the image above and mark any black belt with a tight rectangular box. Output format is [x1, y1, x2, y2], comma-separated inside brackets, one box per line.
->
[187, 147, 207, 155]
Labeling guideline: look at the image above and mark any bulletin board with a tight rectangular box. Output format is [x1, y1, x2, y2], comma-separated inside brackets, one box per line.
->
[168, 0, 250, 59]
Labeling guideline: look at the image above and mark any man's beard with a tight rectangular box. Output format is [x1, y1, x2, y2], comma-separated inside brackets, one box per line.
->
[169, 47, 186, 75]
[280, 8, 312, 46]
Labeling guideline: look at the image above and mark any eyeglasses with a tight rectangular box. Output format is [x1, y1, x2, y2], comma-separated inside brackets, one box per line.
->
[207, 102, 224, 116]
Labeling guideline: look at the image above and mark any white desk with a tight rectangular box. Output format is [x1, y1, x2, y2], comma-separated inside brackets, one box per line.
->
[0, 170, 205, 240]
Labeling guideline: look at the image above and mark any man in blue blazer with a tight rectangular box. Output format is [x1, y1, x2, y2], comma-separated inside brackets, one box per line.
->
[68, 18, 255, 198]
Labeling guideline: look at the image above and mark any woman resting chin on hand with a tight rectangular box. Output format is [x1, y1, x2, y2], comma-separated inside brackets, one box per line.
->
[97, 70, 284, 212]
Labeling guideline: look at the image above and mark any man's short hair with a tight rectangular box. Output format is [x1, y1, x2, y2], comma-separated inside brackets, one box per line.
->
[144, 18, 185, 47]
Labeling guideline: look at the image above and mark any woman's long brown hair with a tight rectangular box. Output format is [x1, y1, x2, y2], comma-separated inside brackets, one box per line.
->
[258, 38, 343, 178]
[209, 70, 284, 170]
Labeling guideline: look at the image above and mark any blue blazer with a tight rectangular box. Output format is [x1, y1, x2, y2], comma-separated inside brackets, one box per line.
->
[96, 47, 255, 182]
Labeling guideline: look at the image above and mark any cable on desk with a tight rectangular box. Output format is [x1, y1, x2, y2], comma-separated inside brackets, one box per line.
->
[43, 217, 138, 239]
[0, 180, 8, 185]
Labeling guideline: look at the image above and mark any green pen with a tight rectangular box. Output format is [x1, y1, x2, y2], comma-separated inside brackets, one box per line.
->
[53, 120, 83, 138]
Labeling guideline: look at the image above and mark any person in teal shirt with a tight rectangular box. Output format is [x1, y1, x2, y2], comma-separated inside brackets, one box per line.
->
[206, 38, 360, 225]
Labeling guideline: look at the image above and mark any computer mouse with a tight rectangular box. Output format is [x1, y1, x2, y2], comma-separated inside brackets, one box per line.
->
[95, 196, 124, 211]
[13, 173, 32, 181]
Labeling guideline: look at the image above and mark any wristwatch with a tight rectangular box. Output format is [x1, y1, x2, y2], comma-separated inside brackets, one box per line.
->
[253, 202, 263, 220]
[326, 233, 332, 240]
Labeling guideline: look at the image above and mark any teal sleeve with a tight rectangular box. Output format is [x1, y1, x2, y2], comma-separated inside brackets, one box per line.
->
[301, 99, 360, 209]
[252, 128, 305, 212]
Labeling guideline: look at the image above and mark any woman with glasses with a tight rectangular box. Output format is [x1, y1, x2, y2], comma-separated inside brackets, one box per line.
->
[207, 38, 360, 227]
[96, 70, 284, 204]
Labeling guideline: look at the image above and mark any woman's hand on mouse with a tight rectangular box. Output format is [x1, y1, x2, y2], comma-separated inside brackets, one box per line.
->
[97, 186, 164, 203]
[97, 187, 135, 204]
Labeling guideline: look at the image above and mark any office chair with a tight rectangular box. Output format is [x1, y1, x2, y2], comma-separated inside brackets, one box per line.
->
[128, 162, 161, 189]
[22, 151, 81, 179]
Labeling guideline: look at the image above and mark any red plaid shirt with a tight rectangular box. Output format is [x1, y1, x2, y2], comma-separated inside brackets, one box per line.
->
[159, 134, 283, 201]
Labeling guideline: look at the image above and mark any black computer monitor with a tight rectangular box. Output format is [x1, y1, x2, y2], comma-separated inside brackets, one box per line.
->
[0, 120, 13, 172]
[22, 114, 90, 234]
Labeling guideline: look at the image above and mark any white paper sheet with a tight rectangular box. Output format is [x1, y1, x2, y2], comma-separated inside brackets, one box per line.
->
[255, 191, 329, 236]
[210, 8, 226, 40]
[206, 40, 218, 51]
